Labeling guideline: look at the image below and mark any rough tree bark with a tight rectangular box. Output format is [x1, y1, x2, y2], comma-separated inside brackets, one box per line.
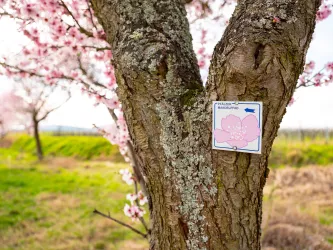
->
[91, 0, 320, 249]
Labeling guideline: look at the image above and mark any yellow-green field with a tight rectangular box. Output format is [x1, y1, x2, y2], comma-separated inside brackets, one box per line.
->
[0, 134, 333, 249]
[0, 145, 148, 250]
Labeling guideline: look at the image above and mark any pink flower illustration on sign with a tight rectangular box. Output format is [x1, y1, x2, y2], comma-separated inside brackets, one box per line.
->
[214, 114, 260, 148]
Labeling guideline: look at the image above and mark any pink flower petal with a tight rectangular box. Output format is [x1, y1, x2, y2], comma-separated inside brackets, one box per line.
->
[241, 115, 260, 142]
[226, 140, 248, 148]
[214, 129, 231, 143]
[221, 114, 242, 132]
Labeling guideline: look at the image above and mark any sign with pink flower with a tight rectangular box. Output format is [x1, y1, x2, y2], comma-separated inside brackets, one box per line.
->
[212, 101, 263, 154]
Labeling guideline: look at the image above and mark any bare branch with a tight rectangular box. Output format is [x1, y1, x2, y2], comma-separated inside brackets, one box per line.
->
[59, 0, 94, 38]
[93, 209, 148, 238]
[0, 9, 25, 20]
[37, 91, 71, 122]
[77, 55, 107, 89]
[106, 108, 118, 122]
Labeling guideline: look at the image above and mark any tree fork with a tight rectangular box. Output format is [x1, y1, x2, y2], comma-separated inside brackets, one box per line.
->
[91, 0, 320, 249]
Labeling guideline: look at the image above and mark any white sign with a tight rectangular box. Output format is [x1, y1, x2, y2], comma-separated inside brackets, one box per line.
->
[212, 101, 262, 154]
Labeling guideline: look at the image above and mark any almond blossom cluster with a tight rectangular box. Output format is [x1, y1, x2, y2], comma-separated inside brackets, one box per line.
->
[121, 170, 148, 220]
[123, 204, 145, 221]
[297, 61, 333, 88]
[317, 1, 332, 21]
[119, 169, 134, 185]
[0, 0, 113, 90]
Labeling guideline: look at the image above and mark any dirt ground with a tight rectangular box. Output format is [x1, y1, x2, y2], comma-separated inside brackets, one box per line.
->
[262, 166, 333, 250]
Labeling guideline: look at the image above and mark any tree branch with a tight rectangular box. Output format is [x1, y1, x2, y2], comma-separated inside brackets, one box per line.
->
[133, 179, 149, 233]
[77, 55, 107, 89]
[296, 67, 326, 89]
[0, 62, 92, 89]
[59, 0, 94, 37]
[37, 91, 71, 122]
[93, 209, 148, 238]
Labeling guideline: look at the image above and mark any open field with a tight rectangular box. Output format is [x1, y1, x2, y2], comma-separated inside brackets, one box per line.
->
[4, 133, 333, 168]
[270, 135, 333, 168]
[0, 152, 148, 250]
[262, 166, 333, 249]
[1, 134, 122, 161]
[1, 134, 333, 249]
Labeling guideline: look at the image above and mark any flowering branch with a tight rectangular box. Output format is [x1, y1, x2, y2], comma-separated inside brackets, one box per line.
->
[133, 179, 149, 232]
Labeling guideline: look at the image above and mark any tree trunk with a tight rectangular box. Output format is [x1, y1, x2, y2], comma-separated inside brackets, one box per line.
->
[33, 117, 43, 160]
[91, 0, 320, 249]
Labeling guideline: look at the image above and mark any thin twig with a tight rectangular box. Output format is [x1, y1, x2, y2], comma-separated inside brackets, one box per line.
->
[296, 67, 326, 89]
[60, 0, 93, 37]
[107, 108, 118, 122]
[0, 62, 92, 89]
[133, 180, 149, 232]
[86, 0, 98, 30]
[93, 209, 148, 238]
[77, 55, 107, 89]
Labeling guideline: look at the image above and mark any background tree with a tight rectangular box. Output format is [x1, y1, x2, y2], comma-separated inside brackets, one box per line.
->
[12, 80, 70, 160]
[0, 91, 24, 138]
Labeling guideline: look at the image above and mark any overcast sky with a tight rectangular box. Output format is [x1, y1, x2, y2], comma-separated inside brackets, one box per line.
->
[0, 11, 333, 129]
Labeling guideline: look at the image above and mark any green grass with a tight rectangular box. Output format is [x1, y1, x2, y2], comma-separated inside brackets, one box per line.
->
[5, 133, 333, 168]
[327, 237, 333, 245]
[269, 137, 333, 168]
[319, 207, 333, 226]
[1, 134, 333, 248]
[0, 155, 148, 250]
[6, 134, 122, 161]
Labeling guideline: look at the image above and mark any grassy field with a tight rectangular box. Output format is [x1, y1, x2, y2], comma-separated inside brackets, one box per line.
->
[1, 134, 333, 249]
[0, 150, 148, 250]
[4, 134, 333, 168]
[3, 134, 122, 161]
[270, 136, 333, 168]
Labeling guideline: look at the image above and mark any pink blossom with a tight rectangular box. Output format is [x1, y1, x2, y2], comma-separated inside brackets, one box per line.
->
[214, 114, 260, 148]
[304, 61, 315, 73]
[102, 97, 119, 109]
[55, 24, 66, 36]
[126, 193, 137, 204]
[317, 5, 332, 21]
[0, 0, 7, 7]
[326, 62, 333, 71]
[119, 169, 134, 185]
[22, 3, 38, 17]
[69, 27, 79, 38]
[137, 191, 148, 206]
[298, 75, 306, 86]
[123, 204, 145, 221]
[198, 59, 205, 68]
[314, 72, 324, 82]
